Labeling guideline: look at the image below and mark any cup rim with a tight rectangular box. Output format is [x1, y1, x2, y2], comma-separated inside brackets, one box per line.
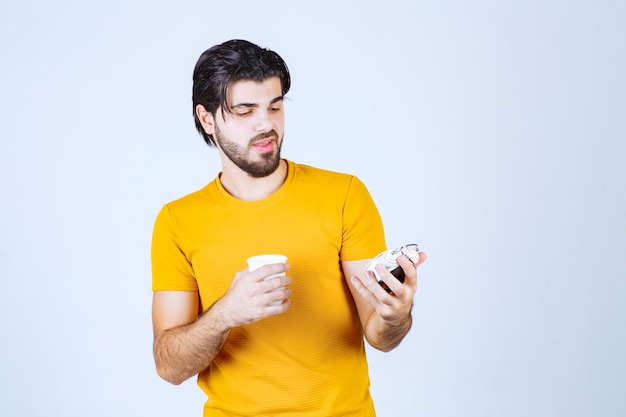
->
[246, 254, 288, 265]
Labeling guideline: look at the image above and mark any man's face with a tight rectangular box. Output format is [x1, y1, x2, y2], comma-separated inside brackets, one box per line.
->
[210, 77, 285, 178]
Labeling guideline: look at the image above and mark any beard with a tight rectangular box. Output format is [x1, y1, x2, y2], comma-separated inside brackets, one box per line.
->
[214, 125, 283, 178]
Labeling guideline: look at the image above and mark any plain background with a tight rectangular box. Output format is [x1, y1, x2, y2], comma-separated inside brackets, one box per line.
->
[1, 1, 624, 416]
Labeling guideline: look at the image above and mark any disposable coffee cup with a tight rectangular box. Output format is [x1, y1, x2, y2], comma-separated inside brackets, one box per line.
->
[247, 254, 288, 306]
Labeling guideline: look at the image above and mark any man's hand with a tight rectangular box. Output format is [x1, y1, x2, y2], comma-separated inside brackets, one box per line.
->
[344, 251, 427, 351]
[354, 252, 425, 321]
[213, 262, 292, 328]
[152, 262, 291, 385]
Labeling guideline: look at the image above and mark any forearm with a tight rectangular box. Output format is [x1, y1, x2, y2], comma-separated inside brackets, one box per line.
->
[154, 306, 231, 385]
[364, 311, 413, 352]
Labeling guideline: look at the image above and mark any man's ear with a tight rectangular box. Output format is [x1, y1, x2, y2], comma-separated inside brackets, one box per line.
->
[196, 104, 216, 135]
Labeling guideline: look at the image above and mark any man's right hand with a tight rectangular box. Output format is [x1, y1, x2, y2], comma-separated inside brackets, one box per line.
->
[152, 262, 291, 385]
[213, 262, 292, 328]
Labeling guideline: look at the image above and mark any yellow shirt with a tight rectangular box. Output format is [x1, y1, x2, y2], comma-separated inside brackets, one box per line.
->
[152, 160, 386, 416]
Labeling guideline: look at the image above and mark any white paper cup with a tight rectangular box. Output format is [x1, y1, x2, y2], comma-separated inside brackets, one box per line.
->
[247, 254, 288, 306]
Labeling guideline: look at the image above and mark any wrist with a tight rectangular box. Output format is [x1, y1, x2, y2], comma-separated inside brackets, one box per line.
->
[201, 298, 235, 333]
[379, 306, 413, 326]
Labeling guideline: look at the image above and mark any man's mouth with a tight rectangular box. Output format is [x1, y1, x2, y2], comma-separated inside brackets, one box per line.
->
[252, 136, 276, 153]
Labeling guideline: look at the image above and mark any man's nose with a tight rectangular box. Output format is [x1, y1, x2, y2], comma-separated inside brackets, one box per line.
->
[253, 110, 275, 132]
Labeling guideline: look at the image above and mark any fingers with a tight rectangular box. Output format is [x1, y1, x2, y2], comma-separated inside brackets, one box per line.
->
[256, 272, 292, 306]
[370, 260, 408, 296]
[357, 251, 426, 303]
[415, 251, 427, 266]
[351, 271, 385, 300]
[266, 287, 293, 308]
[221, 263, 293, 326]
[381, 251, 427, 292]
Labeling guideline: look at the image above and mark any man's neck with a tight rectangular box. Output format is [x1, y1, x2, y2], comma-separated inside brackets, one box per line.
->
[218, 159, 288, 201]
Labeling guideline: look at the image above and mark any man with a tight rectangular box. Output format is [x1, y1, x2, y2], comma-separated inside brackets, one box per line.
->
[151, 39, 426, 416]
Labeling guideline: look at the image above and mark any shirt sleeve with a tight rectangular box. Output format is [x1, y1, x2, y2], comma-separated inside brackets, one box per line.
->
[340, 176, 386, 261]
[151, 204, 198, 292]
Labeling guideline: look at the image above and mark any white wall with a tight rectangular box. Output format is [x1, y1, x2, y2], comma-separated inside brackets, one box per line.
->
[1, 1, 624, 416]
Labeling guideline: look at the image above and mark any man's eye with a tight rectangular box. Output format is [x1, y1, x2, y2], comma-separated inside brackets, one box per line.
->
[270, 107, 282, 112]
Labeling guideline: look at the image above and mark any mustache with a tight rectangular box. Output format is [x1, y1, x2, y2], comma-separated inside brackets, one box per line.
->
[249, 130, 279, 145]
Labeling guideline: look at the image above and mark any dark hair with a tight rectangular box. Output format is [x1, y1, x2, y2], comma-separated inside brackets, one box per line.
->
[192, 39, 291, 147]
